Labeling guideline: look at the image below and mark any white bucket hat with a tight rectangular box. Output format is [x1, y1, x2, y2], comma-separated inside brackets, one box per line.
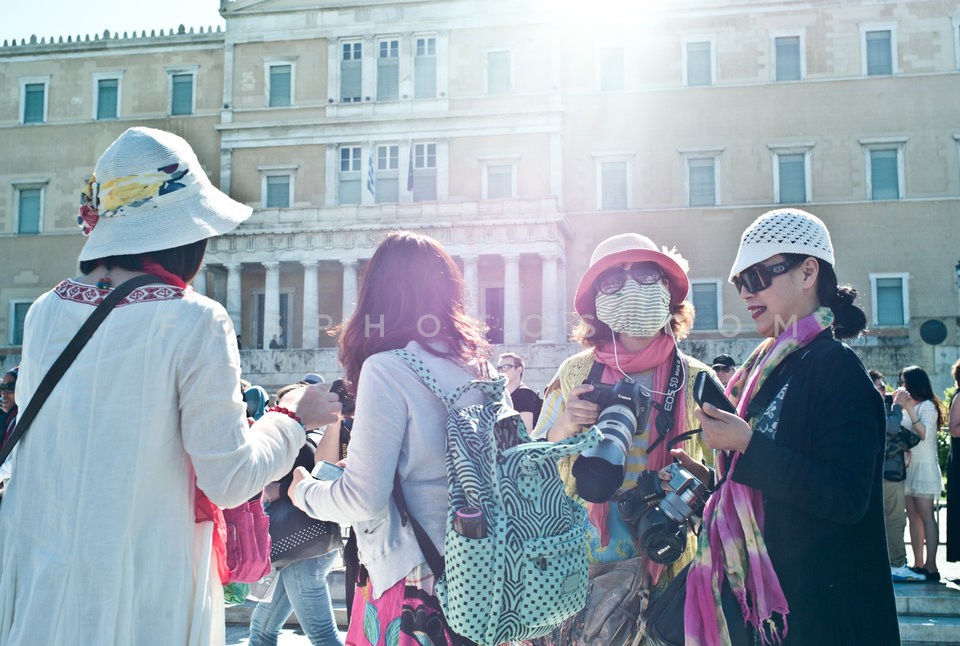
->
[728, 208, 835, 282]
[78, 127, 252, 261]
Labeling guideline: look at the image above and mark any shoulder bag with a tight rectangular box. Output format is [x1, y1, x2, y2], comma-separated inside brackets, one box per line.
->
[266, 432, 341, 568]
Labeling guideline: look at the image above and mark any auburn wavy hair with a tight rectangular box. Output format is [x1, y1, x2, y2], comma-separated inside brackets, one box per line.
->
[338, 231, 488, 393]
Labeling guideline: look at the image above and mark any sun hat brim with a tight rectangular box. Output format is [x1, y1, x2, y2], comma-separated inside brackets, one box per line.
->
[574, 247, 689, 319]
[78, 178, 251, 260]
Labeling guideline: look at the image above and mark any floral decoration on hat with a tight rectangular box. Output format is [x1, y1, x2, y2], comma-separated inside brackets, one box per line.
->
[77, 174, 99, 236]
[99, 163, 191, 217]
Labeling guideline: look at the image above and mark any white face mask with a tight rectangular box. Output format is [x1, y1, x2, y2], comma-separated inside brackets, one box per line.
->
[594, 280, 672, 338]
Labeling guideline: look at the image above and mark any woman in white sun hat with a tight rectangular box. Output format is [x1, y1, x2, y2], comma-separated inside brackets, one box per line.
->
[0, 127, 341, 646]
[531, 232, 712, 644]
[675, 208, 899, 645]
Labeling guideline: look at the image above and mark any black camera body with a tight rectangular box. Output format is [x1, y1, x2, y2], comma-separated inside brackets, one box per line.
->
[617, 463, 710, 564]
[572, 377, 653, 503]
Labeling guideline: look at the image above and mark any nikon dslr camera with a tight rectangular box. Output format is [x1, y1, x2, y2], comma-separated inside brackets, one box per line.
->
[617, 463, 710, 564]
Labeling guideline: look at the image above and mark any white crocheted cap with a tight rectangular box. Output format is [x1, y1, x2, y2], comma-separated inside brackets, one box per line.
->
[79, 127, 252, 261]
[729, 208, 835, 281]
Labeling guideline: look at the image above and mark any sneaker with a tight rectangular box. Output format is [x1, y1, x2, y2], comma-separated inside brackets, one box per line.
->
[891, 565, 925, 582]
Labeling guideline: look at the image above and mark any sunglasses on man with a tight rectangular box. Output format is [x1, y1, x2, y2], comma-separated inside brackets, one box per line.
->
[594, 263, 664, 295]
[731, 257, 803, 294]
[496, 363, 516, 371]
[0, 383, 15, 393]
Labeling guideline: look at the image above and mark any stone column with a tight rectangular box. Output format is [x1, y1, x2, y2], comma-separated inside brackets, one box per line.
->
[341, 259, 358, 322]
[301, 260, 320, 350]
[263, 261, 281, 348]
[224, 262, 242, 333]
[462, 255, 479, 319]
[192, 264, 207, 297]
[503, 253, 521, 344]
[540, 252, 559, 343]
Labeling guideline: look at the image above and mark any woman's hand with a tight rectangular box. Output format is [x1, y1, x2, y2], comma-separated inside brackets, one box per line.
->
[547, 384, 599, 442]
[694, 403, 752, 453]
[279, 383, 342, 430]
[660, 448, 711, 488]
[892, 387, 914, 412]
[287, 466, 311, 507]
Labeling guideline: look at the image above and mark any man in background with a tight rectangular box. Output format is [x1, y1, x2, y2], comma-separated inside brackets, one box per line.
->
[498, 352, 542, 430]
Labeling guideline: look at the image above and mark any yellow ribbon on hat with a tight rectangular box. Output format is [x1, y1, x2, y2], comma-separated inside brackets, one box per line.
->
[98, 172, 172, 216]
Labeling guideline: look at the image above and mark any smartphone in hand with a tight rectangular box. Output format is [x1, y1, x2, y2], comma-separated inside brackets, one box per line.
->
[693, 371, 737, 415]
[311, 460, 344, 481]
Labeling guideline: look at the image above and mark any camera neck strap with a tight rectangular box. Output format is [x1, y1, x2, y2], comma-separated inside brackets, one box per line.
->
[587, 350, 684, 455]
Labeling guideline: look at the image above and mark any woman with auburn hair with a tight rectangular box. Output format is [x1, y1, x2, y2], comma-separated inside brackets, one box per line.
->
[290, 230, 490, 645]
[895, 364, 945, 580]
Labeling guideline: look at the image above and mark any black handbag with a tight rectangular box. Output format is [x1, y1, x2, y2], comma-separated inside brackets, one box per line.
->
[266, 434, 341, 568]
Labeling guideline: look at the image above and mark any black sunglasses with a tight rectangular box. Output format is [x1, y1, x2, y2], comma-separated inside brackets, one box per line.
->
[496, 363, 516, 371]
[594, 264, 664, 295]
[0, 382, 14, 393]
[732, 257, 802, 294]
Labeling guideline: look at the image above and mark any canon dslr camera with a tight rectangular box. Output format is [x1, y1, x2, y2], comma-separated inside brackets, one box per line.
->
[572, 377, 651, 503]
[617, 463, 710, 564]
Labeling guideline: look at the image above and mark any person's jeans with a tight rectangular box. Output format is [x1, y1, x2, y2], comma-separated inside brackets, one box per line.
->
[883, 478, 907, 567]
[248, 549, 343, 646]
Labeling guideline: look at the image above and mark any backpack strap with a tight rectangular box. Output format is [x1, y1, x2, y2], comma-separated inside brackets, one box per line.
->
[393, 472, 445, 579]
[392, 348, 505, 408]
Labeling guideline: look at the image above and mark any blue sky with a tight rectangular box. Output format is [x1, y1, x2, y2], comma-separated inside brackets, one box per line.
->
[4, 0, 225, 43]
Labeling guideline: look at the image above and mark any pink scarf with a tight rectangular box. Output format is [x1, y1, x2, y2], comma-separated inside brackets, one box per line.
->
[684, 308, 833, 646]
[589, 332, 687, 584]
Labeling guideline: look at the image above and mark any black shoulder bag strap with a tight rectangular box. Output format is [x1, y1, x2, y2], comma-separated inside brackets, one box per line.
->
[0, 274, 157, 466]
[392, 473, 446, 579]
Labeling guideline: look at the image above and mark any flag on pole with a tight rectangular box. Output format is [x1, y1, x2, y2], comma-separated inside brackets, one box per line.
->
[406, 142, 415, 192]
[366, 149, 376, 198]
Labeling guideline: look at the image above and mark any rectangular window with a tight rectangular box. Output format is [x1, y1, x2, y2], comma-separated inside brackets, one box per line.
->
[375, 144, 399, 203]
[873, 275, 907, 326]
[600, 161, 628, 210]
[685, 41, 713, 86]
[10, 301, 32, 346]
[265, 176, 290, 208]
[777, 153, 806, 203]
[17, 187, 42, 234]
[688, 157, 716, 206]
[171, 73, 194, 115]
[866, 30, 893, 76]
[341, 41, 362, 103]
[269, 64, 292, 107]
[414, 36, 437, 99]
[775, 36, 801, 81]
[339, 146, 362, 205]
[599, 46, 625, 91]
[691, 282, 720, 330]
[23, 83, 46, 124]
[487, 51, 511, 95]
[869, 148, 900, 199]
[412, 142, 437, 202]
[97, 78, 119, 120]
[485, 164, 513, 199]
[377, 39, 399, 101]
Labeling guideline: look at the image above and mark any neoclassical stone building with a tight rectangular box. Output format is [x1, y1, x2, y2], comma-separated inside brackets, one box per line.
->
[3, 0, 960, 390]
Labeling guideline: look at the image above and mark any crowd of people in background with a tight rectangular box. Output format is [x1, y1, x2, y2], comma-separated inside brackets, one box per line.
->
[1, 124, 959, 646]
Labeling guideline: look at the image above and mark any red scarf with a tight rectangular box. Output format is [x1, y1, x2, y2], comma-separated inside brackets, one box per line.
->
[141, 262, 230, 584]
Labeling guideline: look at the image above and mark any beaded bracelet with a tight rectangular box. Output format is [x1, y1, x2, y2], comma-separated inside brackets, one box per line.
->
[266, 405, 304, 427]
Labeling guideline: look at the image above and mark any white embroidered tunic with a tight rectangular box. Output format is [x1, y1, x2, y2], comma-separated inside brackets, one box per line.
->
[0, 279, 304, 646]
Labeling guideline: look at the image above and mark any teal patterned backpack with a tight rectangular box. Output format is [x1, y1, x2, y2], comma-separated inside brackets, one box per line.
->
[391, 350, 601, 645]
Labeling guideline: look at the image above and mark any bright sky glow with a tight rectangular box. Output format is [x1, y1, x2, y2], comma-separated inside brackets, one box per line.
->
[3, 0, 225, 44]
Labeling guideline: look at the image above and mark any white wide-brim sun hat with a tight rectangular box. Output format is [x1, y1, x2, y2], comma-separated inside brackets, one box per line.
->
[78, 127, 252, 261]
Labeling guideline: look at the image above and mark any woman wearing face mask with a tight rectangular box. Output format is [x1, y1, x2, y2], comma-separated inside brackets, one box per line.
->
[532, 233, 712, 645]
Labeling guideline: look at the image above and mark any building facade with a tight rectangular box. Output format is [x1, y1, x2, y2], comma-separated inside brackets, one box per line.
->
[2, 0, 960, 391]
